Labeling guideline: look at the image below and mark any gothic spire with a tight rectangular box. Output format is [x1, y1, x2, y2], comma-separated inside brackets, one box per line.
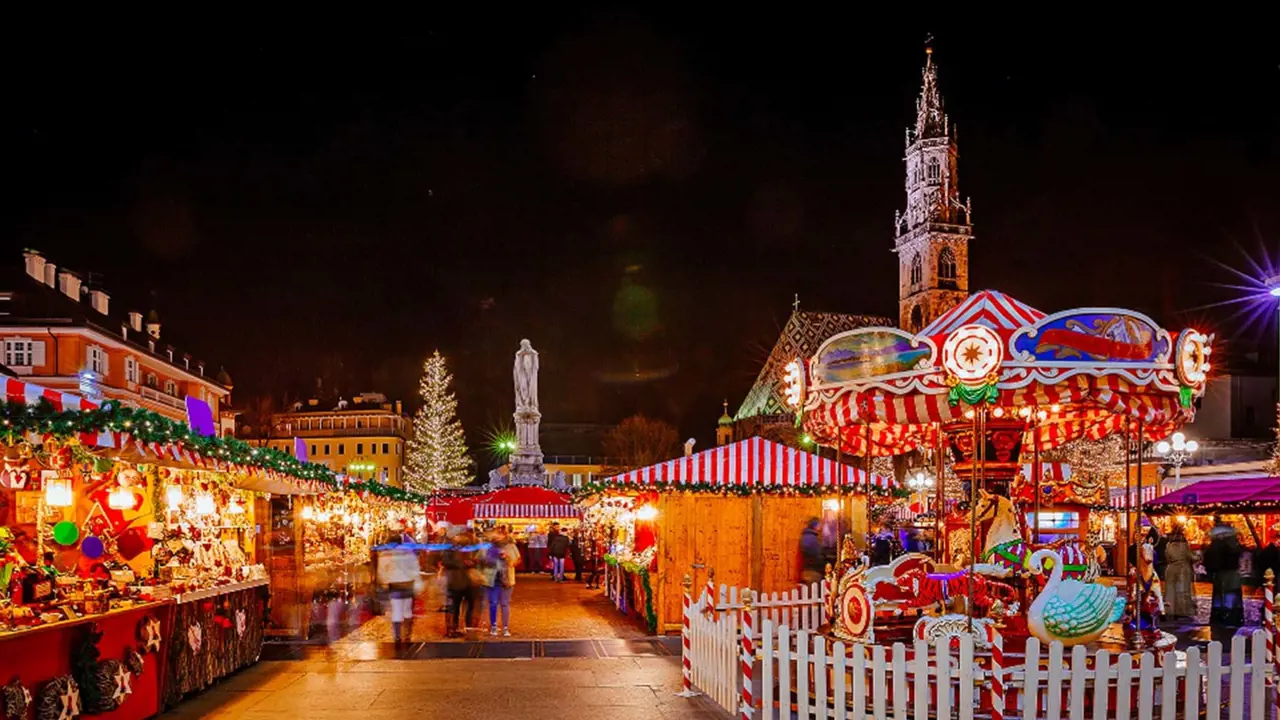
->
[914, 45, 947, 141]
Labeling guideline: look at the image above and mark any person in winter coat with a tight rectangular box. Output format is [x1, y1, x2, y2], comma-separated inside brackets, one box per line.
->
[485, 526, 521, 636]
[547, 524, 571, 582]
[799, 518, 823, 585]
[377, 534, 422, 646]
[441, 530, 482, 638]
[570, 530, 585, 582]
[1163, 527, 1196, 617]
[1206, 517, 1244, 626]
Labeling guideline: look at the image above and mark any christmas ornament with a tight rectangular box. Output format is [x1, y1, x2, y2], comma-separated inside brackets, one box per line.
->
[105, 662, 131, 708]
[137, 617, 162, 654]
[52, 522, 79, 546]
[35, 675, 79, 720]
[187, 623, 202, 653]
[235, 609, 247, 637]
[124, 647, 144, 676]
[80, 536, 104, 560]
[3, 678, 30, 720]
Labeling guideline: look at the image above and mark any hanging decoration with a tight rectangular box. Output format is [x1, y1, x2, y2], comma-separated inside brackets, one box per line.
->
[187, 623, 202, 654]
[34, 675, 79, 720]
[79, 536, 104, 560]
[941, 324, 1002, 406]
[235, 609, 247, 638]
[137, 616, 162, 654]
[124, 648, 144, 676]
[52, 522, 79, 546]
[3, 679, 30, 720]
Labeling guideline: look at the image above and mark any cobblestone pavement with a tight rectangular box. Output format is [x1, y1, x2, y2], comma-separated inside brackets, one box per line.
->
[334, 574, 649, 642]
[161, 657, 726, 719]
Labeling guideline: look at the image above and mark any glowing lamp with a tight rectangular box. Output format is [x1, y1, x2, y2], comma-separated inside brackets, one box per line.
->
[108, 485, 134, 511]
[165, 484, 184, 510]
[1176, 514, 1189, 524]
[194, 492, 216, 516]
[45, 477, 73, 508]
[963, 409, 976, 420]
[1156, 441, 1171, 455]
[783, 359, 804, 408]
[1270, 286, 1280, 298]
[822, 498, 841, 512]
[991, 407, 1005, 418]
[1019, 407, 1032, 418]
[1037, 410, 1048, 421]
[635, 504, 658, 521]
[301, 505, 314, 521]
[1050, 404, 1061, 413]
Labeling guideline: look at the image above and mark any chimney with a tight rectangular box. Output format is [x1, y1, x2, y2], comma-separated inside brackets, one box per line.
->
[145, 310, 161, 340]
[57, 270, 83, 301]
[128, 312, 143, 332]
[182, 353, 191, 370]
[395, 400, 402, 415]
[23, 251, 46, 282]
[89, 289, 110, 315]
[120, 323, 129, 340]
[166, 345, 174, 362]
[197, 362, 205, 377]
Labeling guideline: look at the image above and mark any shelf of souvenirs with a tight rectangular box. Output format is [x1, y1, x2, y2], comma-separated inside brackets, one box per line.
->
[0, 567, 170, 640]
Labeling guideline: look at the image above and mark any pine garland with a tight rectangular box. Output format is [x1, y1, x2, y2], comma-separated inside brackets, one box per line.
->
[0, 399, 428, 504]
[405, 351, 472, 493]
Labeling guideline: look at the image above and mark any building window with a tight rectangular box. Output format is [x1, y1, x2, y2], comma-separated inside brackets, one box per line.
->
[927, 157, 940, 181]
[909, 253, 923, 287]
[4, 338, 43, 369]
[357, 443, 364, 454]
[145, 373, 158, 389]
[164, 380, 178, 396]
[938, 246, 958, 289]
[385, 443, 391, 455]
[311, 445, 317, 456]
[338, 443, 345, 455]
[909, 305, 924, 332]
[324, 444, 330, 455]
[87, 345, 108, 375]
[125, 357, 139, 384]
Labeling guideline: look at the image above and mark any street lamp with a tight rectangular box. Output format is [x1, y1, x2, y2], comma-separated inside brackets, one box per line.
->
[1155, 432, 1199, 490]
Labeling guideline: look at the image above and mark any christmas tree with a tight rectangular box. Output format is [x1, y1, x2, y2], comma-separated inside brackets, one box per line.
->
[405, 351, 472, 492]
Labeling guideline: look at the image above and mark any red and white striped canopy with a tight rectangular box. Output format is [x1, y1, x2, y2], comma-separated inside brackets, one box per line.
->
[4, 376, 99, 411]
[431, 486, 580, 522]
[921, 290, 1045, 337]
[1109, 485, 1162, 510]
[600, 436, 895, 491]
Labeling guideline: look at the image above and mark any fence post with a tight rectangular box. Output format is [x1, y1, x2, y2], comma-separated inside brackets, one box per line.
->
[678, 573, 699, 697]
[988, 625, 1004, 720]
[1267, 569, 1277, 714]
[705, 568, 718, 621]
[741, 589, 756, 720]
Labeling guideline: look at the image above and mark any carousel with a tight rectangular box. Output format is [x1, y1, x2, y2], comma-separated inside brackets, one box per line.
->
[789, 290, 1212, 655]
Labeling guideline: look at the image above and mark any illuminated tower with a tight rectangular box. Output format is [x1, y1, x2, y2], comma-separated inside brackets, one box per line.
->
[894, 46, 972, 332]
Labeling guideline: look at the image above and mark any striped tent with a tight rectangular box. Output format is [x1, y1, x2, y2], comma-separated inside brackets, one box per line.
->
[4, 375, 99, 412]
[920, 289, 1045, 337]
[599, 436, 895, 491]
[472, 486, 580, 519]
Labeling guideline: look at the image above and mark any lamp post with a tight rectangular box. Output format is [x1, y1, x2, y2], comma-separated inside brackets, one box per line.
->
[906, 469, 936, 513]
[1155, 432, 1199, 491]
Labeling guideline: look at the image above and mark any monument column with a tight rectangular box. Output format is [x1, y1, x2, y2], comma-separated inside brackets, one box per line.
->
[510, 339, 547, 485]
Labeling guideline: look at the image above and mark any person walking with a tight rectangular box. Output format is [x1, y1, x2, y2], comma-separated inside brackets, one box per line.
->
[442, 530, 481, 638]
[799, 518, 823, 585]
[528, 526, 547, 574]
[547, 523, 571, 582]
[376, 534, 422, 646]
[570, 529, 585, 582]
[585, 527, 602, 589]
[486, 526, 521, 636]
[1206, 516, 1244, 626]
[1163, 526, 1195, 618]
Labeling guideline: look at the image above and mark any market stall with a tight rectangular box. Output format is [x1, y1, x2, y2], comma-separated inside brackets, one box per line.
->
[580, 436, 897, 633]
[0, 376, 427, 713]
[1144, 476, 1280, 549]
[427, 485, 581, 572]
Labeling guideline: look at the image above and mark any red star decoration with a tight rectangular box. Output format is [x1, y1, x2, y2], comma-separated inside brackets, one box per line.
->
[961, 342, 985, 365]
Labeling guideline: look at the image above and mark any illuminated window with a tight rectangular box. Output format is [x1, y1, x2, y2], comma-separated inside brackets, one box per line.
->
[910, 253, 923, 286]
[927, 157, 940, 180]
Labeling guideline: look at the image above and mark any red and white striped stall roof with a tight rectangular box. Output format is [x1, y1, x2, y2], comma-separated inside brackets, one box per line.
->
[1109, 485, 1162, 510]
[920, 289, 1046, 337]
[470, 486, 580, 520]
[3, 376, 99, 411]
[600, 436, 895, 491]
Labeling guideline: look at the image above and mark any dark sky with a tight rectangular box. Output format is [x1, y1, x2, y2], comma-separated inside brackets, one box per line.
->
[5, 17, 1278, 453]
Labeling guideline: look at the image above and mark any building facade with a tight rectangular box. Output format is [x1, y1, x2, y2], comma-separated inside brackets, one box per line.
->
[894, 47, 973, 332]
[264, 393, 411, 487]
[1, 250, 232, 426]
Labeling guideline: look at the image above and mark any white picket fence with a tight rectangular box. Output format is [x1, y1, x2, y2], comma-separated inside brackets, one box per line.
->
[685, 581, 1278, 720]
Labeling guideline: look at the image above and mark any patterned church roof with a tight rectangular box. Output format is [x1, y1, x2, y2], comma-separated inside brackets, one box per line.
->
[735, 310, 893, 421]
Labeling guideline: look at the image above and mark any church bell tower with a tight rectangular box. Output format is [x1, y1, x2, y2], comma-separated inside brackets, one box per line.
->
[894, 46, 972, 332]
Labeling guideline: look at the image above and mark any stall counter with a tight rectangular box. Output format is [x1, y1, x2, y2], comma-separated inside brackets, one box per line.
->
[163, 579, 269, 708]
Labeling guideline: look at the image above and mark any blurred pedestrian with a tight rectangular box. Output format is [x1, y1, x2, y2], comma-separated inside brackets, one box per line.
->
[570, 529, 584, 582]
[486, 526, 521, 636]
[377, 533, 422, 646]
[799, 518, 823, 585]
[442, 530, 481, 638]
[528, 526, 547, 574]
[1206, 516, 1243, 626]
[1164, 526, 1195, 617]
[548, 523, 570, 582]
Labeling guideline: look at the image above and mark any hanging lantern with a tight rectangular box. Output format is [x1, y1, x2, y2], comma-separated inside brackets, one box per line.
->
[194, 492, 216, 516]
[108, 485, 134, 511]
[45, 477, 73, 508]
[165, 484, 184, 510]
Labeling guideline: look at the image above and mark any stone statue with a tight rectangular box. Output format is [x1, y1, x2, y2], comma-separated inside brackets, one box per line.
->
[514, 339, 538, 412]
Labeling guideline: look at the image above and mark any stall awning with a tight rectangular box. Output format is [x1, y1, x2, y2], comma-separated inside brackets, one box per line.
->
[1144, 476, 1280, 515]
[473, 486, 580, 519]
[4, 375, 99, 411]
[599, 436, 895, 490]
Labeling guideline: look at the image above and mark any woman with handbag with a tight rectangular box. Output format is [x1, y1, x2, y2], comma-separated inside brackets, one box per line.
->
[485, 526, 521, 636]
[377, 534, 423, 646]
[442, 529, 482, 638]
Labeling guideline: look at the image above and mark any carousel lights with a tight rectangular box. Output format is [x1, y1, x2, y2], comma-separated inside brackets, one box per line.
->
[1019, 406, 1032, 418]
[317, 510, 331, 523]
[991, 406, 1005, 418]
[44, 477, 73, 507]
[964, 409, 976, 420]
[783, 359, 804, 408]
[226, 497, 246, 515]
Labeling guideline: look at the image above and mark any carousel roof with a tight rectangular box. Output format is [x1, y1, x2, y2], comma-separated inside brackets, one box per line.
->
[920, 290, 1045, 337]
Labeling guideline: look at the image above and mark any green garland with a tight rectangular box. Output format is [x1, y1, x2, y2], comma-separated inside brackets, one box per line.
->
[603, 554, 657, 633]
[0, 399, 428, 504]
[576, 480, 905, 500]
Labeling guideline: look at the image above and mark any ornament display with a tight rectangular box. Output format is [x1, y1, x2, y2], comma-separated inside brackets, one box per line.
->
[137, 616, 162, 654]
[52, 522, 79, 546]
[79, 536, 104, 560]
[35, 675, 79, 720]
[3, 679, 31, 720]
[235, 609, 247, 637]
[187, 623, 203, 653]
[124, 647, 145, 676]
[941, 324, 1002, 384]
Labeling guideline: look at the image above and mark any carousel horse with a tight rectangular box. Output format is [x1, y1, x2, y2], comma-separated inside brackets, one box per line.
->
[1132, 539, 1164, 630]
[974, 489, 1100, 582]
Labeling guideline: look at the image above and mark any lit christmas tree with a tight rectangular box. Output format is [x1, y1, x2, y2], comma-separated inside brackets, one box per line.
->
[405, 351, 472, 492]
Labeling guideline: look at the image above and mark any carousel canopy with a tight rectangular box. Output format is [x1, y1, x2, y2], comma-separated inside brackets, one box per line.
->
[428, 486, 579, 523]
[801, 289, 1211, 458]
[1144, 477, 1280, 516]
[596, 436, 896, 492]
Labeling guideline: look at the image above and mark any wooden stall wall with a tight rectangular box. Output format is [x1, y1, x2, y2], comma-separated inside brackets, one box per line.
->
[653, 492, 836, 632]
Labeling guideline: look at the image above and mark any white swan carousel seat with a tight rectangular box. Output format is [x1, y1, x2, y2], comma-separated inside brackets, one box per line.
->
[1027, 548, 1125, 647]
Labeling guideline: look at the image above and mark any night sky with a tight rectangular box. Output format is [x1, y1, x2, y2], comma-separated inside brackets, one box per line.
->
[6, 18, 1278, 453]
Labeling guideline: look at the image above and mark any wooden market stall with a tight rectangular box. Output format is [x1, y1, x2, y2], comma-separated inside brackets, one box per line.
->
[428, 485, 581, 572]
[582, 436, 896, 633]
[1144, 476, 1280, 549]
